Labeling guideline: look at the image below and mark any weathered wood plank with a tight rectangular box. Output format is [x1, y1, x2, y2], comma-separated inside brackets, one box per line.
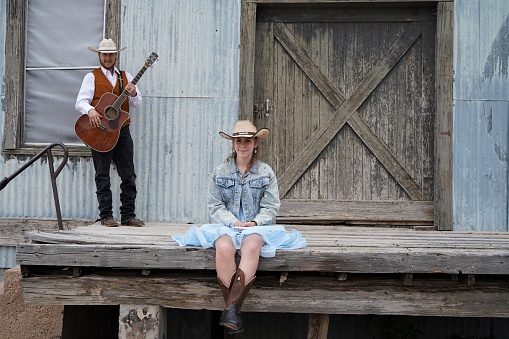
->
[420, 19, 436, 201]
[16, 244, 509, 275]
[20, 223, 509, 248]
[434, 2, 454, 230]
[22, 232, 509, 250]
[0, 218, 89, 246]
[257, 7, 435, 23]
[307, 314, 329, 339]
[278, 200, 433, 222]
[275, 22, 422, 197]
[104, 0, 121, 45]
[342, 111, 426, 199]
[244, 0, 446, 3]
[20, 272, 509, 318]
[16, 224, 509, 277]
[239, 1, 257, 120]
[4, 0, 26, 150]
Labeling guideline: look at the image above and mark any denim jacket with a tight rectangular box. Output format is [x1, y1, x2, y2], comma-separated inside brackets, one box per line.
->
[208, 158, 280, 227]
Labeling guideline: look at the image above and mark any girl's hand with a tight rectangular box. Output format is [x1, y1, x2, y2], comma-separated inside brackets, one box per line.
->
[239, 220, 257, 227]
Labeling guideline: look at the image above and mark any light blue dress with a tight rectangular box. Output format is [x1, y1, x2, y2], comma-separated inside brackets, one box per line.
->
[171, 224, 307, 258]
[172, 158, 307, 257]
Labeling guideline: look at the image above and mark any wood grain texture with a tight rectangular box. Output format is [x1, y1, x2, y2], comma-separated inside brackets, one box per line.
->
[274, 21, 423, 197]
[18, 222, 509, 317]
[251, 5, 438, 226]
[239, 2, 257, 120]
[17, 224, 509, 275]
[20, 271, 509, 317]
[434, 2, 454, 230]
[244, 0, 447, 3]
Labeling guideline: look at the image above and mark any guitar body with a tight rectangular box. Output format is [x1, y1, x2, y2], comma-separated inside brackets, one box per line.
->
[74, 92, 130, 152]
[74, 52, 158, 152]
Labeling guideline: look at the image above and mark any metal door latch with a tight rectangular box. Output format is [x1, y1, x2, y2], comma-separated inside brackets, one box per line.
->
[265, 99, 271, 117]
[254, 99, 271, 117]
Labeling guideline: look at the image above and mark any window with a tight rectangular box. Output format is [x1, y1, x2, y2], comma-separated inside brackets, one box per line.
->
[4, 0, 120, 155]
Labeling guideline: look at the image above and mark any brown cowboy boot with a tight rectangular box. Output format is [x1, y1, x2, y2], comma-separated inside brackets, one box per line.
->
[218, 273, 240, 334]
[220, 268, 255, 333]
[218, 272, 236, 304]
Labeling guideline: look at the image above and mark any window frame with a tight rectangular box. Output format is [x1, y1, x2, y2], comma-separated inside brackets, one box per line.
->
[3, 0, 121, 156]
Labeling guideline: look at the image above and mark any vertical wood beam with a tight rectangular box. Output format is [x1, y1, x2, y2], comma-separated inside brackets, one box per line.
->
[239, 2, 257, 121]
[119, 304, 167, 339]
[435, 1, 454, 230]
[104, 0, 121, 41]
[307, 313, 330, 339]
[3, 0, 25, 150]
[401, 273, 414, 286]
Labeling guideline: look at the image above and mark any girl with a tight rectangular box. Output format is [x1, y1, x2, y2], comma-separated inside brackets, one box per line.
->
[173, 120, 306, 334]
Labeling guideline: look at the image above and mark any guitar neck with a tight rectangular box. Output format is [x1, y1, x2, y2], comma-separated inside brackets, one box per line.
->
[111, 65, 149, 110]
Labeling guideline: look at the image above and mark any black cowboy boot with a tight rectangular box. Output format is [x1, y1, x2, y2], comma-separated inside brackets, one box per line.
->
[220, 268, 255, 333]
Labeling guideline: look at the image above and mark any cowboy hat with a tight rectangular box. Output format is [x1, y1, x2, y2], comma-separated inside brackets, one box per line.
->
[88, 38, 126, 53]
[219, 120, 270, 140]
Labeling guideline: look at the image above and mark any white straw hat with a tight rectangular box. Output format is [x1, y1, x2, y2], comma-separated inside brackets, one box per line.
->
[88, 38, 126, 53]
[219, 120, 270, 140]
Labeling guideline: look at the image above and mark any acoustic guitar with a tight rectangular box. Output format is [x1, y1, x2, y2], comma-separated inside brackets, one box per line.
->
[74, 52, 158, 152]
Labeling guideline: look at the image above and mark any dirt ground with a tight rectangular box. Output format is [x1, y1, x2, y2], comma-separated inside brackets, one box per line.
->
[0, 267, 63, 339]
[0, 219, 94, 339]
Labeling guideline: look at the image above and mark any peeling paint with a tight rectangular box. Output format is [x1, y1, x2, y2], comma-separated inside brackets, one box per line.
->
[483, 104, 508, 163]
[484, 107, 493, 134]
[484, 14, 509, 78]
[119, 305, 164, 339]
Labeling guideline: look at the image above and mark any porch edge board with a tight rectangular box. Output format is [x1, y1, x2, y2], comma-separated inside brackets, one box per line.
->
[20, 272, 509, 318]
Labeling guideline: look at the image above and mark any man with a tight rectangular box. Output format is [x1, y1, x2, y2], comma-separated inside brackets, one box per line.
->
[75, 38, 145, 227]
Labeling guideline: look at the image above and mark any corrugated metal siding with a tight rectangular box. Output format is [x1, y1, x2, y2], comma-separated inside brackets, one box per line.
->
[0, 0, 240, 224]
[454, 0, 509, 231]
[0, 246, 16, 281]
[2, 0, 509, 232]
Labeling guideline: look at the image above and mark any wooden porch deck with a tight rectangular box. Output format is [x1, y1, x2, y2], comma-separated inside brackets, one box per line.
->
[16, 223, 509, 318]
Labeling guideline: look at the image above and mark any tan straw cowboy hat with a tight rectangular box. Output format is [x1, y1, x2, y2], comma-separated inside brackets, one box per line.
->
[219, 120, 270, 140]
[88, 38, 126, 53]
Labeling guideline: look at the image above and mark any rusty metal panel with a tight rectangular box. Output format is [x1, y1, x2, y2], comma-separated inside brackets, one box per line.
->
[454, 0, 509, 231]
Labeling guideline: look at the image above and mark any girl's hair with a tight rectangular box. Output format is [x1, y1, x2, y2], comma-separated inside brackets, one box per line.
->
[225, 138, 261, 170]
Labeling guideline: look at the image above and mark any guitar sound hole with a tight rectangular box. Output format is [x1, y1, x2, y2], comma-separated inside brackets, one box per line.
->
[104, 106, 119, 120]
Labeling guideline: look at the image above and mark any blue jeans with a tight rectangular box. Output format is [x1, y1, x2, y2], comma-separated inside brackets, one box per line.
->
[91, 125, 137, 222]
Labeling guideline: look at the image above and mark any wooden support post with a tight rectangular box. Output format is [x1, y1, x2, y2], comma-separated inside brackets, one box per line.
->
[467, 274, 475, 286]
[280, 271, 288, 284]
[119, 304, 167, 339]
[307, 313, 329, 339]
[20, 265, 30, 277]
[337, 273, 348, 281]
[72, 267, 82, 277]
[401, 273, 413, 286]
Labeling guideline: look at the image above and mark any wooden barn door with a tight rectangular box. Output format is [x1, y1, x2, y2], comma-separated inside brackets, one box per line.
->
[251, 4, 437, 226]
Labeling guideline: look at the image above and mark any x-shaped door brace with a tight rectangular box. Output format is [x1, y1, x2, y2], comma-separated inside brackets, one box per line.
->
[274, 22, 423, 200]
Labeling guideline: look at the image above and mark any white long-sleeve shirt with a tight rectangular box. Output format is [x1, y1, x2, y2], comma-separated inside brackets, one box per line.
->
[75, 66, 142, 115]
